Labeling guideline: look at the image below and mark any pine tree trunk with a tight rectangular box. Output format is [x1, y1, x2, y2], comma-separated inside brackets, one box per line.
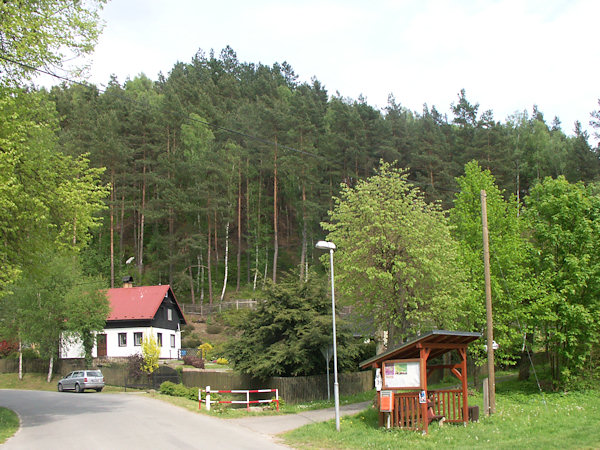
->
[253, 163, 263, 292]
[220, 222, 229, 302]
[263, 247, 268, 289]
[207, 211, 213, 307]
[214, 210, 219, 263]
[198, 254, 204, 302]
[236, 166, 242, 292]
[119, 191, 125, 255]
[138, 154, 146, 278]
[110, 170, 115, 288]
[189, 265, 195, 304]
[167, 127, 174, 286]
[197, 213, 204, 301]
[272, 138, 279, 283]
[246, 157, 251, 284]
[253, 240, 259, 291]
[169, 206, 174, 285]
[300, 179, 307, 282]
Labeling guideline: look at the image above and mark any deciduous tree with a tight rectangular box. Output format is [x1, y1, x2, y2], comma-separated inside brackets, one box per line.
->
[322, 161, 471, 347]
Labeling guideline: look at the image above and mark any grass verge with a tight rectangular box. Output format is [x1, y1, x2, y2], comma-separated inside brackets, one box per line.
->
[0, 407, 19, 444]
[146, 388, 375, 419]
[282, 379, 600, 449]
[0, 372, 127, 393]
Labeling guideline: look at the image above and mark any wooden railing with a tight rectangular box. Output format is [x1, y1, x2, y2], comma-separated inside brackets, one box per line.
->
[392, 388, 465, 431]
[428, 389, 465, 423]
[394, 392, 425, 430]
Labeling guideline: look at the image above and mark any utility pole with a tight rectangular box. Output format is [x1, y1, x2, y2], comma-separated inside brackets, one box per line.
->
[481, 190, 496, 414]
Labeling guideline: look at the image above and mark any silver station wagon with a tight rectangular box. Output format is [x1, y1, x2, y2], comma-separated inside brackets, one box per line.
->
[57, 370, 105, 393]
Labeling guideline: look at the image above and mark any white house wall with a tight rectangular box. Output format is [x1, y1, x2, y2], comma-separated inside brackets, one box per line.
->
[60, 327, 182, 360]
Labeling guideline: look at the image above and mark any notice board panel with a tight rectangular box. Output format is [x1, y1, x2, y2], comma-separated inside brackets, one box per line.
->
[382, 359, 421, 389]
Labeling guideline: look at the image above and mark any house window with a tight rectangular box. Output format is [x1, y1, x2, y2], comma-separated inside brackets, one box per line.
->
[167, 308, 173, 321]
[170, 334, 175, 348]
[134, 332, 143, 346]
[118, 333, 127, 347]
[157, 333, 162, 347]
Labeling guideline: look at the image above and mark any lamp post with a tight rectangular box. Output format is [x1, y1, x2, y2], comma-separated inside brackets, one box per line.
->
[315, 240, 340, 432]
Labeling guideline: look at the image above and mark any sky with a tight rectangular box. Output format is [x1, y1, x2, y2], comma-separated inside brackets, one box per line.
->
[69, 0, 599, 138]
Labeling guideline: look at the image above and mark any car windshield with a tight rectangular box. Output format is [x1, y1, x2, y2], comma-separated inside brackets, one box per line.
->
[87, 371, 102, 377]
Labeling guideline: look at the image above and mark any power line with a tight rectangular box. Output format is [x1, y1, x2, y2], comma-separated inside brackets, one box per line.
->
[0, 54, 321, 159]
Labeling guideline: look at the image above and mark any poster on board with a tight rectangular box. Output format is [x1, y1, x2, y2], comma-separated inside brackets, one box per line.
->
[382, 359, 421, 389]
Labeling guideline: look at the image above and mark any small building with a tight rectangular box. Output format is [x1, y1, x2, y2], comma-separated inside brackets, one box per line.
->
[360, 330, 481, 434]
[61, 282, 187, 360]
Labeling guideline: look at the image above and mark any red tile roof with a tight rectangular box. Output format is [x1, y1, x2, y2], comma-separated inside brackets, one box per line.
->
[106, 285, 181, 321]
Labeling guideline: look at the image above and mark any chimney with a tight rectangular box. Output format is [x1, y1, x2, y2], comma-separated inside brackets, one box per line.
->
[122, 276, 134, 288]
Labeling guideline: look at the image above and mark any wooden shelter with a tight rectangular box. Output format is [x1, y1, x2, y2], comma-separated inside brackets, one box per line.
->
[360, 330, 481, 434]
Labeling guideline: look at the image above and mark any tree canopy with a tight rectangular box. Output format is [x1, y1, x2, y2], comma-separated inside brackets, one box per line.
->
[0, 0, 106, 86]
[225, 272, 360, 377]
[322, 161, 471, 346]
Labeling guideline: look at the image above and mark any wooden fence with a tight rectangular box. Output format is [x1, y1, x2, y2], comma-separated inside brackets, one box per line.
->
[182, 300, 258, 316]
[184, 370, 372, 404]
[0, 358, 94, 376]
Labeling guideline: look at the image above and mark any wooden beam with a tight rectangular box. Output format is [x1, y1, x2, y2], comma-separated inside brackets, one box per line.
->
[417, 343, 468, 350]
[427, 364, 462, 371]
[451, 367, 462, 380]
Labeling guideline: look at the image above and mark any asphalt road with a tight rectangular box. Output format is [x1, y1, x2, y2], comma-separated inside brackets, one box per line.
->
[0, 390, 288, 449]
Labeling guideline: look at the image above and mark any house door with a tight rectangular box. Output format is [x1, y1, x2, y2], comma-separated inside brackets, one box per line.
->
[97, 334, 107, 357]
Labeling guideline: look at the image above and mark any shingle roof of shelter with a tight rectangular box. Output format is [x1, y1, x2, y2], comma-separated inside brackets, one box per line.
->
[360, 330, 481, 369]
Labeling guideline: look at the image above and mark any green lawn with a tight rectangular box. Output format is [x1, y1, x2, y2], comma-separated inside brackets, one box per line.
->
[149, 387, 375, 418]
[0, 372, 127, 393]
[282, 379, 600, 449]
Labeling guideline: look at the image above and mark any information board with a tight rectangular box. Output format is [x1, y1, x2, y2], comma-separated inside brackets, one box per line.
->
[382, 359, 421, 389]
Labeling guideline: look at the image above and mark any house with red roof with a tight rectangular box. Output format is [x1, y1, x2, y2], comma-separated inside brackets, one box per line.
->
[60, 279, 187, 360]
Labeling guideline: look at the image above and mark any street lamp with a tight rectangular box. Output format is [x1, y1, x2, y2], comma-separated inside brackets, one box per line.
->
[315, 240, 340, 432]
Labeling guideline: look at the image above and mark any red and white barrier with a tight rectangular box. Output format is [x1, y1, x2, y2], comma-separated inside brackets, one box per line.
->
[199, 385, 279, 412]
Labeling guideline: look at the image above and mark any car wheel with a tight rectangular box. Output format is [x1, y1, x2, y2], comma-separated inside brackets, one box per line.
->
[58, 383, 63, 392]
[95, 388, 103, 392]
[75, 383, 82, 393]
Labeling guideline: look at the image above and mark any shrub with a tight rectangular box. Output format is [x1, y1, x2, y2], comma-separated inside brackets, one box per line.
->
[141, 330, 160, 374]
[197, 342, 213, 359]
[182, 333, 202, 348]
[206, 324, 223, 334]
[0, 341, 18, 357]
[183, 355, 204, 369]
[181, 324, 195, 335]
[20, 348, 39, 360]
[4, 347, 37, 359]
[159, 381, 198, 401]
[127, 353, 144, 379]
[216, 357, 229, 365]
